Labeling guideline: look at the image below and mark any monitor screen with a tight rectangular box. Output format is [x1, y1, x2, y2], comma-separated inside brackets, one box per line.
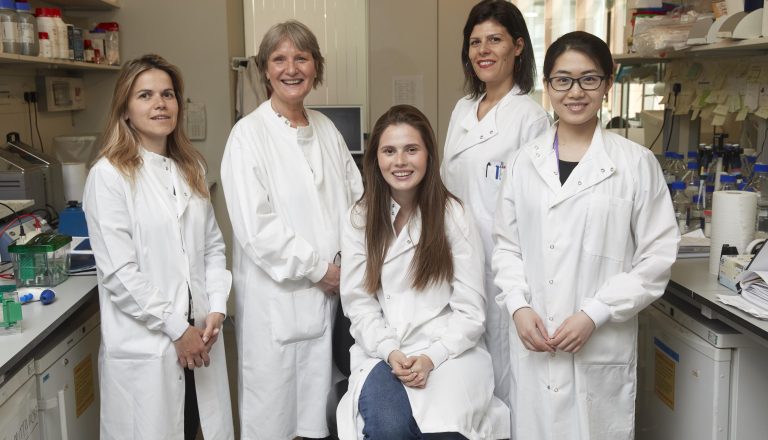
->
[307, 105, 364, 154]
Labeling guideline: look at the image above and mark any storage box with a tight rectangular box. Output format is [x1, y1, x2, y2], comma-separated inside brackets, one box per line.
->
[8, 233, 71, 288]
[719, 254, 754, 291]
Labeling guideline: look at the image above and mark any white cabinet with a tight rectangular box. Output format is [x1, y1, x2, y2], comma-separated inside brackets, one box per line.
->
[0, 360, 40, 440]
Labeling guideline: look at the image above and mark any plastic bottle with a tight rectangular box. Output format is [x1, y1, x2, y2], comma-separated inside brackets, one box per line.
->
[682, 161, 700, 199]
[35, 8, 56, 58]
[51, 8, 67, 60]
[687, 150, 698, 165]
[705, 185, 714, 211]
[65, 23, 73, 60]
[719, 174, 737, 191]
[690, 194, 703, 231]
[88, 28, 105, 64]
[670, 181, 690, 234]
[37, 31, 50, 57]
[662, 152, 677, 184]
[0, 0, 20, 54]
[95, 21, 119, 65]
[744, 154, 757, 183]
[746, 163, 768, 232]
[15, 1, 36, 56]
[83, 38, 93, 62]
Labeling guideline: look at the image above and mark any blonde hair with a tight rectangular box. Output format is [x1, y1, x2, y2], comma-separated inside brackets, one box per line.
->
[95, 54, 208, 197]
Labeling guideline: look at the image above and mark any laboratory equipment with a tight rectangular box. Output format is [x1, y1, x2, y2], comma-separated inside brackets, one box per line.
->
[744, 163, 768, 232]
[0, 285, 22, 334]
[670, 181, 689, 234]
[57, 202, 87, 238]
[0, 360, 40, 440]
[8, 233, 71, 288]
[0, 215, 41, 261]
[306, 105, 365, 154]
[15, 1, 38, 56]
[636, 295, 768, 440]
[35, 309, 100, 440]
[690, 194, 703, 231]
[682, 161, 700, 198]
[719, 174, 737, 191]
[663, 152, 686, 184]
[6, 132, 65, 212]
[19, 288, 55, 305]
[0, 148, 47, 214]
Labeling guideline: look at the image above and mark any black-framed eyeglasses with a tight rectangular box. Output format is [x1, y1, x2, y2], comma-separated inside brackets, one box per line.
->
[545, 75, 607, 92]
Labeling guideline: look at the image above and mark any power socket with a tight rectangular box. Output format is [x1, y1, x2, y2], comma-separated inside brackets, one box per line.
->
[23, 91, 37, 103]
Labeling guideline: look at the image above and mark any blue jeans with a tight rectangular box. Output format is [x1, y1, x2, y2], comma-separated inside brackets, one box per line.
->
[358, 361, 466, 440]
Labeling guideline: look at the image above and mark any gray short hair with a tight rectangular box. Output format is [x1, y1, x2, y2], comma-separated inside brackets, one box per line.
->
[256, 20, 325, 90]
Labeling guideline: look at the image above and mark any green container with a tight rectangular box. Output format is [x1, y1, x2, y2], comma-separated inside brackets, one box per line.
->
[8, 233, 71, 287]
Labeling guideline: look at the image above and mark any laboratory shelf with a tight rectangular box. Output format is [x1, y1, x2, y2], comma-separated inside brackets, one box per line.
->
[614, 36, 768, 65]
[42, 0, 120, 10]
[0, 52, 120, 71]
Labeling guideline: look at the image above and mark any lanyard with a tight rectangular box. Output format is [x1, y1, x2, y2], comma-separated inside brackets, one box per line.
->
[553, 130, 560, 162]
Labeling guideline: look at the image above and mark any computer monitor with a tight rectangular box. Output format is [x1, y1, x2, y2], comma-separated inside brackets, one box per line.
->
[307, 105, 364, 154]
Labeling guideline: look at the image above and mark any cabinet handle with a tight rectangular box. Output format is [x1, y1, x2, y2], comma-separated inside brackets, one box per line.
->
[57, 389, 69, 440]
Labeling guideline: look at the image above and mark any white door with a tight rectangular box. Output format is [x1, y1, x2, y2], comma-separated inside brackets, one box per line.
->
[37, 326, 100, 440]
[637, 307, 731, 440]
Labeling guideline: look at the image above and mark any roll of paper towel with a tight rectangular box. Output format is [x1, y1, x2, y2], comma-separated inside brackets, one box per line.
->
[62, 162, 87, 203]
[709, 190, 757, 275]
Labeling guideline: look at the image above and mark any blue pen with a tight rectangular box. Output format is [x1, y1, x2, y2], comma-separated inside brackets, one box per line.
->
[495, 164, 500, 179]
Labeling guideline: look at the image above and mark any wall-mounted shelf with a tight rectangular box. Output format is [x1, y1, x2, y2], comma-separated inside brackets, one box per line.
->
[615, 36, 768, 65]
[0, 53, 120, 71]
[42, 0, 120, 10]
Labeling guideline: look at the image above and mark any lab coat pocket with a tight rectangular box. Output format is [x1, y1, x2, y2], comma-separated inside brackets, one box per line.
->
[583, 194, 632, 261]
[269, 287, 328, 344]
[575, 364, 635, 439]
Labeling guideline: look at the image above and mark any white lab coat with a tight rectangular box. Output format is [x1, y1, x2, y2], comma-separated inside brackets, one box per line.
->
[336, 199, 510, 440]
[221, 99, 363, 440]
[83, 150, 234, 440]
[493, 124, 679, 440]
[441, 86, 549, 405]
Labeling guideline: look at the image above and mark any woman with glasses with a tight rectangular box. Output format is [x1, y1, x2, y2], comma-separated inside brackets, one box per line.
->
[493, 31, 679, 439]
[440, 0, 548, 408]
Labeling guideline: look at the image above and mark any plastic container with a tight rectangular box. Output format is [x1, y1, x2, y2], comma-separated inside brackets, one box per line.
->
[670, 181, 690, 234]
[88, 28, 105, 64]
[38, 31, 51, 58]
[34, 7, 57, 58]
[83, 38, 93, 62]
[746, 163, 768, 232]
[704, 209, 712, 237]
[718, 174, 737, 191]
[95, 21, 119, 65]
[682, 161, 700, 199]
[663, 152, 686, 184]
[15, 1, 36, 56]
[8, 232, 71, 288]
[0, 285, 22, 334]
[65, 23, 73, 60]
[52, 8, 67, 59]
[0, 0, 20, 54]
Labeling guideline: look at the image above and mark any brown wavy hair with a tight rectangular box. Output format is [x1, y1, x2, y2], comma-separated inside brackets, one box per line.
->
[94, 54, 208, 197]
[358, 105, 457, 293]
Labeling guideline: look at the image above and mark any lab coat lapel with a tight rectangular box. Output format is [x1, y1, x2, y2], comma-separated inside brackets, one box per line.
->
[446, 94, 500, 160]
[140, 149, 178, 222]
[551, 125, 615, 208]
[384, 205, 421, 264]
[525, 128, 563, 196]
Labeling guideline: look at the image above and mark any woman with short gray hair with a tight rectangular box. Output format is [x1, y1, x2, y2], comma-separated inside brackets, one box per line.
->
[221, 20, 363, 440]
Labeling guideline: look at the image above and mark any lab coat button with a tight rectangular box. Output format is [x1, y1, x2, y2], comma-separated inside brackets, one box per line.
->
[610, 167, 614, 172]
[554, 171, 558, 175]
[386, 295, 391, 300]
[578, 180, 582, 185]
[548, 279, 553, 284]
[546, 385, 551, 390]
[490, 130, 494, 134]
[549, 244, 554, 249]
[550, 352, 556, 358]
[548, 316, 554, 321]
[407, 239, 411, 244]
[554, 387, 559, 392]
[536, 153, 541, 158]
[601, 168, 605, 173]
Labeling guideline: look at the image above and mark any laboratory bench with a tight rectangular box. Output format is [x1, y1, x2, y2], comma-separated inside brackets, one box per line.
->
[0, 275, 97, 384]
[665, 257, 768, 347]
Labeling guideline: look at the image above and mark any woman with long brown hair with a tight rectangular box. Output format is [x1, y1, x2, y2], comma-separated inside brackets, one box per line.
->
[336, 105, 509, 439]
[84, 54, 234, 439]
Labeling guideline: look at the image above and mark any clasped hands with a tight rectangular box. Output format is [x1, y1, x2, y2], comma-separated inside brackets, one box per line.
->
[173, 312, 225, 369]
[388, 350, 434, 389]
[512, 308, 596, 353]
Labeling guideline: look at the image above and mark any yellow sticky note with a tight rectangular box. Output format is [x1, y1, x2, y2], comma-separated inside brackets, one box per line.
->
[736, 107, 749, 121]
[755, 106, 768, 119]
[713, 104, 729, 116]
[712, 114, 727, 127]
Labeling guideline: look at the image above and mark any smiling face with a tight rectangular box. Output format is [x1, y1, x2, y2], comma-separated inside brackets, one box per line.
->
[545, 49, 612, 131]
[468, 19, 523, 92]
[377, 123, 429, 206]
[124, 68, 178, 154]
[266, 38, 316, 109]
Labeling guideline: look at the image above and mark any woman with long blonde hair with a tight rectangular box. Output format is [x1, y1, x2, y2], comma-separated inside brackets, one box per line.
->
[84, 54, 234, 440]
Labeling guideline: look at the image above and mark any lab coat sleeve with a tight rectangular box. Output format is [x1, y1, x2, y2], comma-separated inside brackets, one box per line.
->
[581, 149, 680, 327]
[420, 201, 487, 369]
[521, 112, 551, 147]
[202, 196, 231, 316]
[83, 164, 189, 341]
[340, 207, 401, 362]
[220, 123, 328, 284]
[492, 152, 532, 316]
